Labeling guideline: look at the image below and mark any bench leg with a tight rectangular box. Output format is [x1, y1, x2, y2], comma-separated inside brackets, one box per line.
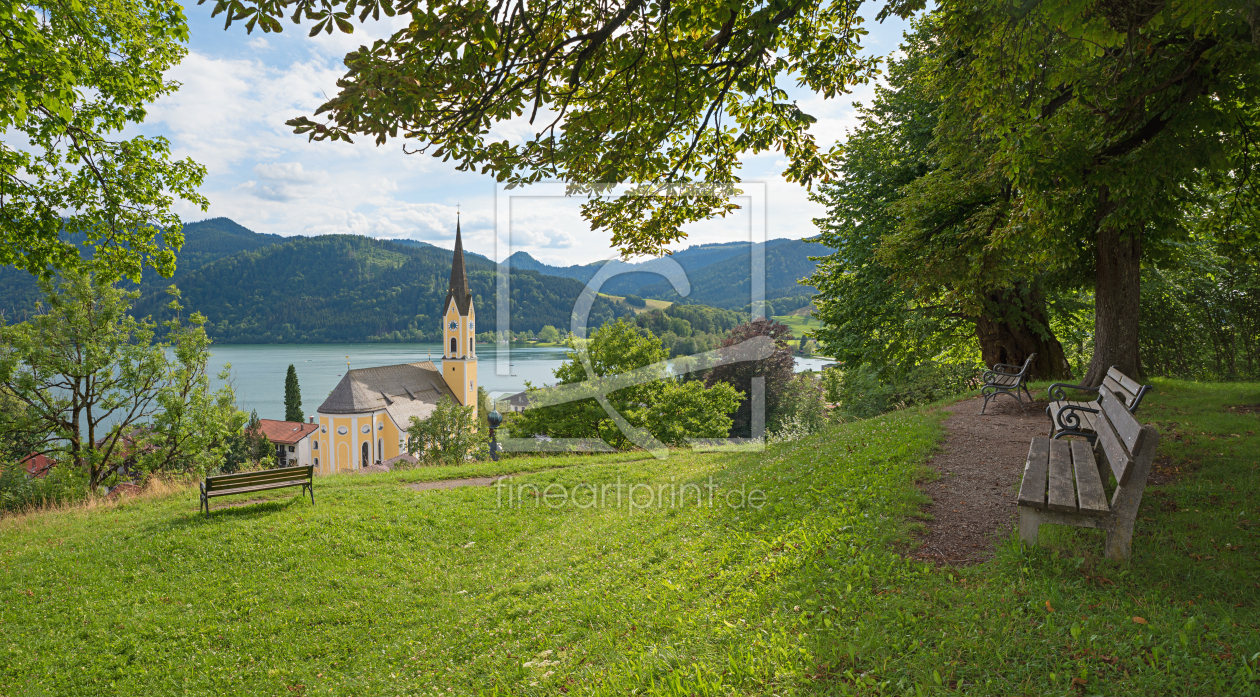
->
[1019, 507, 1040, 546]
[1104, 524, 1132, 561]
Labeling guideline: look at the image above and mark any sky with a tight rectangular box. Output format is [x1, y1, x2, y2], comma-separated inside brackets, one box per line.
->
[139, 3, 916, 266]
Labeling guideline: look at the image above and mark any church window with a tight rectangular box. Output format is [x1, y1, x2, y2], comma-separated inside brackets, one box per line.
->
[450, 337, 457, 355]
[313, 441, 319, 450]
[361, 424, 370, 434]
[377, 422, 384, 430]
[337, 426, 348, 435]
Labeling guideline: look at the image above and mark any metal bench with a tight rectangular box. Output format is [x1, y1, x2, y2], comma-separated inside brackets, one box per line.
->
[1046, 366, 1150, 443]
[1017, 385, 1159, 560]
[980, 353, 1036, 414]
[200, 465, 314, 515]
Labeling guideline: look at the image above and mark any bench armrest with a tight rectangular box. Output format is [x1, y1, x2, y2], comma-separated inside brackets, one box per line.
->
[1047, 382, 1099, 402]
[991, 362, 1024, 372]
[1055, 403, 1099, 432]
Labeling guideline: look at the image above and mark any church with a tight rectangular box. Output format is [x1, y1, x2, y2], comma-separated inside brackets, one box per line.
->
[313, 220, 477, 474]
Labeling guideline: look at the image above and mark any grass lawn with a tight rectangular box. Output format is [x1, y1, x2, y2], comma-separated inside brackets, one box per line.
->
[1, 381, 1257, 695]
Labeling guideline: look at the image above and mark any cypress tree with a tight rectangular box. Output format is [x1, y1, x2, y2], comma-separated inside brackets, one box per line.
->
[284, 364, 303, 422]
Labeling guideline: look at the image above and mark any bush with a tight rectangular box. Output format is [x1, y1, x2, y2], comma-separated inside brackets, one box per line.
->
[768, 372, 831, 441]
[623, 295, 647, 308]
[407, 396, 480, 465]
[507, 319, 740, 450]
[826, 361, 980, 420]
[0, 460, 89, 513]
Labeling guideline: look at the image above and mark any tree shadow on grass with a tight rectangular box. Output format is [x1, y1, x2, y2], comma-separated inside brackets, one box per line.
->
[158, 495, 311, 529]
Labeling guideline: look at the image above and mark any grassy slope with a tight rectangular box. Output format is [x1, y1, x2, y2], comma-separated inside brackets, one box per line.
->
[597, 293, 673, 315]
[773, 314, 822, 336]
[1, 381, 1258, 696]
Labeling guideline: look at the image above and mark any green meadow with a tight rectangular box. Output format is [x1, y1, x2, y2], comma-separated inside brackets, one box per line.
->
[1, 380, 1257, 696]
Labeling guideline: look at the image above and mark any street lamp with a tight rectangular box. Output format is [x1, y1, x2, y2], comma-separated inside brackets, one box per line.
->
[487, 408, 503, 461]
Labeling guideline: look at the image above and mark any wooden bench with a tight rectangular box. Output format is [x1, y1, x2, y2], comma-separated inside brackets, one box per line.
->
[1017, 385, 1159, 560]
[1046, 366, 1150, 443]
[980, 353, 1036, 414]
[200, 465, 314, 515]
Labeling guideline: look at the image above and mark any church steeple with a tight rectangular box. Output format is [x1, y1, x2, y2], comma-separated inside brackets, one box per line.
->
[445, 216, 471, 315]
[439, 215, 477, 411]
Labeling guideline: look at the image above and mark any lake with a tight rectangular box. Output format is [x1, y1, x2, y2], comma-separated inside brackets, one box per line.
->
[208, 343, 836, 420]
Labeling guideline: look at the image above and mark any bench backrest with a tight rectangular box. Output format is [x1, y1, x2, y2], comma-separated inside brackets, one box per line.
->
[1096, 386, 1158, 491]
[206, 465, 312, 492]
[1102, 366, 1149, 412]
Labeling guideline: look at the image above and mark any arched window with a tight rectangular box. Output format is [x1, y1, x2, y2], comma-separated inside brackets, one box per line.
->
[361, 442, 369, 468]
[450, 337, 457, 355]
[469, 337, 474, 355]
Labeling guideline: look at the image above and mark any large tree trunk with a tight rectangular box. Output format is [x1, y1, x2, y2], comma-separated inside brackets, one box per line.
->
[1083, 222, 1143, 386]
[974, 283, 1073, 381]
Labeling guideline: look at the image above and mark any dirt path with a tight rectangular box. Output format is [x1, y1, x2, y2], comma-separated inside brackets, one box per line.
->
[913, 394, 1051, 565]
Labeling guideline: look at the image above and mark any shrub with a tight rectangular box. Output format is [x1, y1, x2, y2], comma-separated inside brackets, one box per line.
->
[770, 372, 830, 439]
[623, 295, 647, 308]
[0, 459, 89, 513]
[827, 361, 980, 420]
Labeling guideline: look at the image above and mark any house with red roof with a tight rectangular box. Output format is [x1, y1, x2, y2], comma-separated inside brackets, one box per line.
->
[256, 419, 321, 468]
[21, 453, 55, 479]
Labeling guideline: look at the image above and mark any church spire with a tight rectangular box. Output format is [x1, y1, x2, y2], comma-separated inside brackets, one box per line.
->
[445, 215, 471, 315]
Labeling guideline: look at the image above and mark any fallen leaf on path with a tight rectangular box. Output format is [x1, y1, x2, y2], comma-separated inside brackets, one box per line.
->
[1132, 617, 1148, 625]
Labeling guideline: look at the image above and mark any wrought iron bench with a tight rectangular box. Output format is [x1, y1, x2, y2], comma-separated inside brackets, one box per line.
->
[980, 353, 1036, 414]
[1046, 366, 1150, 443]
[1017, 385, 1159, 560]
[200, 465, 314, 515]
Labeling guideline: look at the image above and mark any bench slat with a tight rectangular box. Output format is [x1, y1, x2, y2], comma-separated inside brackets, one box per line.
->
[1102, 374, 1137, 407]
[207, 474, 303, 489]
[1096, 399, 1134, 487]
[206, 467, 312, 491]
[1071, 439, 1110, 515]
[1114, 370, 1144, 400]
[1047, 439, 1077, 513]
[1101, 386, 1143, 454]
[1018, 438, 1050, 509]
[206, 480, 309, 498]
[207, 468, 309, 483]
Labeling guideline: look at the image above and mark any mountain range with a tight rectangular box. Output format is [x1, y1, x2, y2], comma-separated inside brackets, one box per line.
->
[0, 218, 829, 342]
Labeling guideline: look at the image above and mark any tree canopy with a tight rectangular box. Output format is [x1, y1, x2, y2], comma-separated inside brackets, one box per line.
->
[1, 0, 208, 281]
[204, 0, 884, 256]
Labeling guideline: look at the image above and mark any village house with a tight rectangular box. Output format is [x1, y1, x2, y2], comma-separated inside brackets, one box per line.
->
[256, 419, 320, 468]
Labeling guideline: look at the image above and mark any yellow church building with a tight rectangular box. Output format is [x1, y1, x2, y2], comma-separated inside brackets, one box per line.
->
[313, 220, 477, 474]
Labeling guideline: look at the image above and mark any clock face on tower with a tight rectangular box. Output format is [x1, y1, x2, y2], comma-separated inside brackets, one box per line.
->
[448, 320, 458, 330]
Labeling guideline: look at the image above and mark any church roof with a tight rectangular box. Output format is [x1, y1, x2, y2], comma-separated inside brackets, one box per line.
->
[316, 362, 457, 425]
[444, 218, 472, 315]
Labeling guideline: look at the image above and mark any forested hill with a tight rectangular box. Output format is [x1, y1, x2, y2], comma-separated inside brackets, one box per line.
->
[504, 239, 801, 298]
[638, 238, 831, 309]
[130, 234, 632, 343]
[0, 218, 290, 321]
